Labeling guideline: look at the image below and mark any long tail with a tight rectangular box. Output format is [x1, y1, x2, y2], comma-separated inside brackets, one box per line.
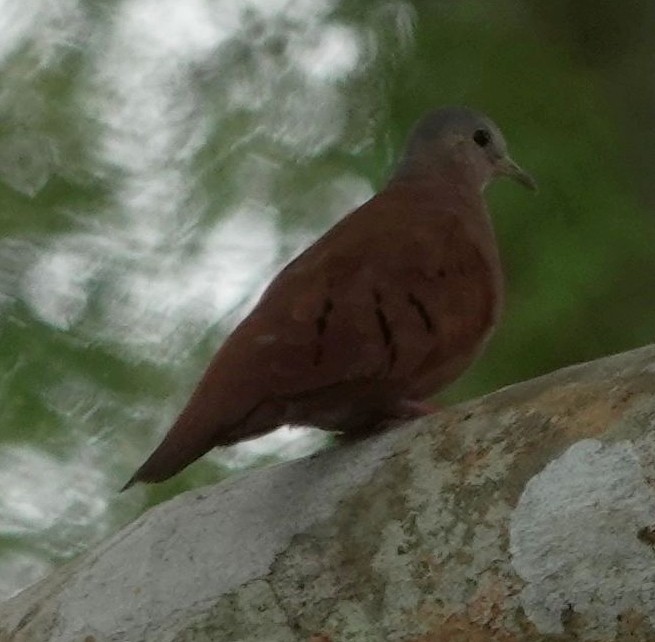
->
[120, 399, 237, 491]
[120, 428, 217, 491]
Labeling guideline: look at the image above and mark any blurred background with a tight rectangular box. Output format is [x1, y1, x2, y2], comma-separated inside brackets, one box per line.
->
[1, 0, 654, 599]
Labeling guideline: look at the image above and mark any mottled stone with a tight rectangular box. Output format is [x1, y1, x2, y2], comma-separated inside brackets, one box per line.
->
[2, 345, 655, 641]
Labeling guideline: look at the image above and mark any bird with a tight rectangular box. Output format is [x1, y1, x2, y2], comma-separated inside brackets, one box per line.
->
[122, 106, 536, 490]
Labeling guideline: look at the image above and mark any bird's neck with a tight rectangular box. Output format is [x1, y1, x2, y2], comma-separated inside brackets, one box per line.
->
[386, 163, 497, 257]
[389, 162, 486, 214]
[391, 151, 487, 196]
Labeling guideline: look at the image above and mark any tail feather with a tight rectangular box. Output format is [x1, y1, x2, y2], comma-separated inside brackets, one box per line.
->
[121, 340, 269, 490]
[120, 426, 220, 491]
[120, 388, 279, 490]
[120, 396, 240, 491]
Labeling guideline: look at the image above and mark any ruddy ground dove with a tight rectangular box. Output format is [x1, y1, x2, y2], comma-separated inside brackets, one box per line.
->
[122, 106, 535, 490]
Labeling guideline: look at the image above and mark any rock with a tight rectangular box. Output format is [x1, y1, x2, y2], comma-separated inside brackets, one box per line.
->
[2, 345, 655, 641]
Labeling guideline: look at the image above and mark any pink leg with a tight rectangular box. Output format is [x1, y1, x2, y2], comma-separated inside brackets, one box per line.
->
[394, 399, 442, 418]
[336, 399, 442, 442]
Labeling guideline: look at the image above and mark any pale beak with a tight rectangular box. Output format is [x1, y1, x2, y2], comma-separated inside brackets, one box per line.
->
[497, 156, 537, 191]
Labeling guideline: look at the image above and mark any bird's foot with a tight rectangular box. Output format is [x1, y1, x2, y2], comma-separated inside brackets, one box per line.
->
[336, 399, 442, 442]
[395, 399, 442, 419]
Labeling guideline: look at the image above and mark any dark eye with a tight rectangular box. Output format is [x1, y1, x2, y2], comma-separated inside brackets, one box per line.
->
[473, 129, 491, 147]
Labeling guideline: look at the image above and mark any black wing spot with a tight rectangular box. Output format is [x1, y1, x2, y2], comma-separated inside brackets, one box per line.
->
[316, 297, 334, 336]
[373, 291, 397, 371]
[407, 293, 434, 333]
[314, 298, 334, 366]
[375, 306, 393, 346]
[438, 268, 446, 278]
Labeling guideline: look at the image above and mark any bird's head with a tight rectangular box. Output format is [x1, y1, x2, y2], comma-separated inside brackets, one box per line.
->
[394, 106, 537, 192]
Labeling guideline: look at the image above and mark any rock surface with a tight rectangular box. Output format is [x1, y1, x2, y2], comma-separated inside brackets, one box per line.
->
[2, 345, 655, 641]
